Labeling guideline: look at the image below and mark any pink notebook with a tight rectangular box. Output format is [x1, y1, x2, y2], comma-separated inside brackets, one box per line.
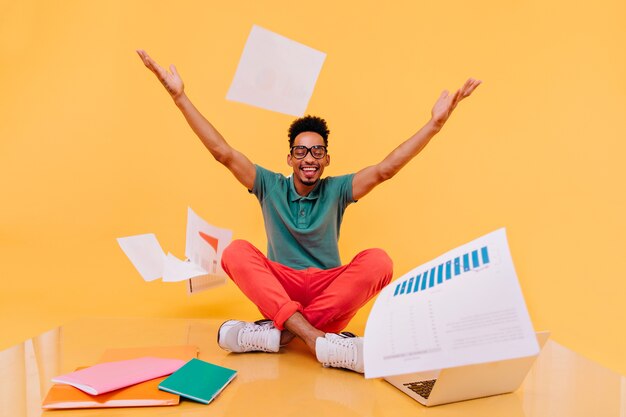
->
[52, 357, 185, 395]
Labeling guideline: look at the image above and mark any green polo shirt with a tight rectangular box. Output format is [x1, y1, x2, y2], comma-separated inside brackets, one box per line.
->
[251, 165, 356, 270]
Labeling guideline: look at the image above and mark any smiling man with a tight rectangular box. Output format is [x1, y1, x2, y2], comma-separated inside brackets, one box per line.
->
[137, 49, 480, 373]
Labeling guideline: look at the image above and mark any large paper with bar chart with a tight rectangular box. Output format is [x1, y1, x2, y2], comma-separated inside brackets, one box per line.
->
[364, 228, 538, 379]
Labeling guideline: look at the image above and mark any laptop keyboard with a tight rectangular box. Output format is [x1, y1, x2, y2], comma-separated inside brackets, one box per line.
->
[403, 379, 437, 399]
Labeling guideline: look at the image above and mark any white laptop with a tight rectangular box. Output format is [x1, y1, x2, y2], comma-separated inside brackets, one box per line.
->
[384, 331, 550, 406]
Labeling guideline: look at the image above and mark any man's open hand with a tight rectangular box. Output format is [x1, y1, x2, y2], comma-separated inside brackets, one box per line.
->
[136, 49, 184, 100]
[431, 78, 482, 128]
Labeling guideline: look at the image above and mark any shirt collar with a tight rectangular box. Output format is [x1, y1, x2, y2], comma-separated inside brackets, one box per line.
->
[289, 175, 321, 201]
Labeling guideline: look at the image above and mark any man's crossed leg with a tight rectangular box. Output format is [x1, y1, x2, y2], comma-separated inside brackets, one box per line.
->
[218, 239, 393, 373]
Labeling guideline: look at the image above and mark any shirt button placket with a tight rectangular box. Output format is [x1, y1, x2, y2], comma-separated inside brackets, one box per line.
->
[298, 202, 307, 227]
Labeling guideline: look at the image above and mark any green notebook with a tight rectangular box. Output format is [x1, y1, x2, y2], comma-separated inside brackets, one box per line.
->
[158, 358, 237, 404]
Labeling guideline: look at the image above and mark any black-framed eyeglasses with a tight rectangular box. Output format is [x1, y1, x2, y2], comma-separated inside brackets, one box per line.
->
[290, 145, 327, 159]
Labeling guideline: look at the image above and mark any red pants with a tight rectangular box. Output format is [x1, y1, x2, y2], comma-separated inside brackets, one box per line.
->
[221, 240, 393, 333]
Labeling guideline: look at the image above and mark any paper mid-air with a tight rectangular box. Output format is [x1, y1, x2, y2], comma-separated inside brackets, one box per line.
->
[364, 228, 539, 379]
[226, 25, 326, 116]
[117, 208, 232, 294]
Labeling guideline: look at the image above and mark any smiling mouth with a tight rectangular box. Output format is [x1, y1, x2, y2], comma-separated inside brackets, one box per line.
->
[301, 166, 319, 179]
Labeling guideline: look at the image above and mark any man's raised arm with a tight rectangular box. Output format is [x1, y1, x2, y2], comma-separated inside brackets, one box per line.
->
[136, 50, 255, 189]
[352, 78, 482, 200]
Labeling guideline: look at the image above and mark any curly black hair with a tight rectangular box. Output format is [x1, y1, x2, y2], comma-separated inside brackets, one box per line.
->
[288, 115, 330, 147]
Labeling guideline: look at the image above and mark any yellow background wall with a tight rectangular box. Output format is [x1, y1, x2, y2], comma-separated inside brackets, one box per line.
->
[1, 0, 625, 374]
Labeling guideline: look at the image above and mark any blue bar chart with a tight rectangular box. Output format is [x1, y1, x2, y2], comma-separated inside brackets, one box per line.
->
[393, 246, 491, 297]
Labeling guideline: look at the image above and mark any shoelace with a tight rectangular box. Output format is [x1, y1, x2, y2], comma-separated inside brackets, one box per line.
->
[238, 322, 275, 351]
[325, 335, 357, 368]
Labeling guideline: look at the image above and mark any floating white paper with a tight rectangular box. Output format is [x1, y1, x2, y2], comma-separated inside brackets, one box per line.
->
[226, 25, 326, 116]
[364, 228, 539, 379]
[162, 253, 208, 282]
[116, 208, 232, 294]
[116, 234, 166, 282]
[185, 207, 233, 294]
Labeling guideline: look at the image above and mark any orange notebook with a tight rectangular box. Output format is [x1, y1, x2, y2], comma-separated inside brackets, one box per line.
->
[42, 375, 179, 409]
[42, 345, 198, 410]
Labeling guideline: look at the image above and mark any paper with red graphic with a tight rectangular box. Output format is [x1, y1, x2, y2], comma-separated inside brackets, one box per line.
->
[184, 207, 232, 294]
[117, 208, 232, 293]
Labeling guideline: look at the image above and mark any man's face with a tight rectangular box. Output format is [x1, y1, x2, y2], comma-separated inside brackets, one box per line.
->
[287, 131, 330, 195]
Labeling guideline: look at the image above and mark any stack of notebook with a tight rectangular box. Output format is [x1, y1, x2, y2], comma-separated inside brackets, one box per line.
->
[42, 345, 237, 409]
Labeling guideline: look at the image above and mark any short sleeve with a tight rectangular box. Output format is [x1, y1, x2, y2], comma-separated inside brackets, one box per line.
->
[329, 173, 356, 210]
[251, 165, 281, 202]
[337, 174, 356, 205]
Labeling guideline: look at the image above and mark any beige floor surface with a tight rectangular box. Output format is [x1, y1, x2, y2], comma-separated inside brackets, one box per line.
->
[0, 317, 623, 417]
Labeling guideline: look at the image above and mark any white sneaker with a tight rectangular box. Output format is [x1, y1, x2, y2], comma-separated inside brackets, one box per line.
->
[315, 332, 364, 373]
[217, 319, 281, 353]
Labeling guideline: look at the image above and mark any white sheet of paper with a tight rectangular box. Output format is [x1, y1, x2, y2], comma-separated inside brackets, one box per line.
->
[161, 253, 208, 282]
[226, 25, 326, 116]
[117, 209, 232, 292]
[185, 207, 233, 294]
[116, 234, 166, 282]
[363, 228, 539, 379]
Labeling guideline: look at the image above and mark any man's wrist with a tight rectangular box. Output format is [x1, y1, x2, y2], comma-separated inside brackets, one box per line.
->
[173, 92, 189, 108]
[426, 117, 444, 134]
